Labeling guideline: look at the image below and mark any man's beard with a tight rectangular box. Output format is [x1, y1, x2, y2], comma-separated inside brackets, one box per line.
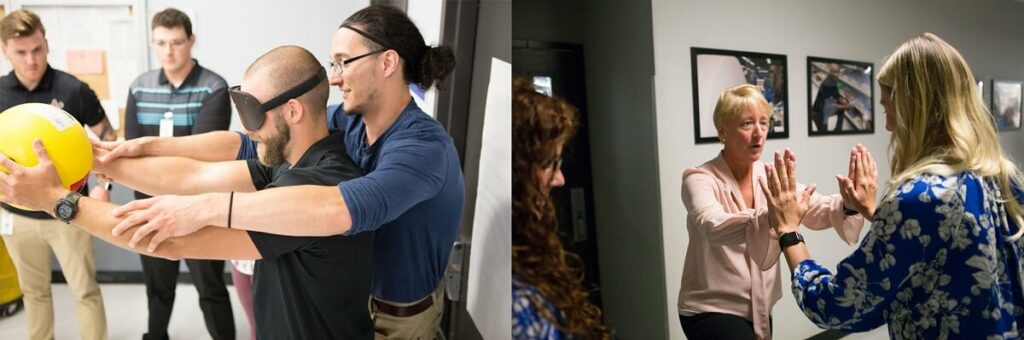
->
[257, 112, 292, 167]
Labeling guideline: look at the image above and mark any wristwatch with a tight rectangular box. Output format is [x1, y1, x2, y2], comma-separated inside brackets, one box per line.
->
[779, 231, 804, 249]
[843, 206, 859, 216]
[54, 191, 83, 224]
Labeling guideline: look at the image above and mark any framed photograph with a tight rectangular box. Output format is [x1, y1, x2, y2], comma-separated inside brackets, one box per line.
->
[691, 47, 788, 144]
[991, 79, 1022, 131]
[807, 57, 874, 136]
[978, 80, 990, 110]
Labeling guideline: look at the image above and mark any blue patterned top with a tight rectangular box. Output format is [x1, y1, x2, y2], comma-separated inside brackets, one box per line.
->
[512, 279, 562, 339]
[792, 172, 1024, 339]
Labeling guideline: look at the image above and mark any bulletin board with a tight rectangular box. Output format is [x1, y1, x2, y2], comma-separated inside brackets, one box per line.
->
[0, 2, 7, 76]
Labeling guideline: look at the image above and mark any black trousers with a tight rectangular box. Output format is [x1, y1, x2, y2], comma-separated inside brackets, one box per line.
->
[140, 255, 235, 340]
[679, 312, 772, 340]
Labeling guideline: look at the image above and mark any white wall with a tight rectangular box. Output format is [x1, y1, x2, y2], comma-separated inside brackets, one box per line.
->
[651, 0, 1024, 339]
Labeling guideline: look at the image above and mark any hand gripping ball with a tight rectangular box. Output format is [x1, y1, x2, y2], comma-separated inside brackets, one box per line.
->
[0, 103, 93, 210]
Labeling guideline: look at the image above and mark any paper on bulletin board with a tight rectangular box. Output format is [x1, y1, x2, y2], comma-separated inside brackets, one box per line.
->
[67, 50, 110, 100]
[466, 57, 511, 339]
[67, 50, 104, 75]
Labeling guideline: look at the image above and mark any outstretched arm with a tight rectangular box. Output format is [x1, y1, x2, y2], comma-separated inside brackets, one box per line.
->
[94, 145, 256, 196]
[111, 132, 451, 251]
[73, 194, 260, 261]
[110, 185, 351, 251]
[0, 140, 260, 260]
[95, 130, 243, 163]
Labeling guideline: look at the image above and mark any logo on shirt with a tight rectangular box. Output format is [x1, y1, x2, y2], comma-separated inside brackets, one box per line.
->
[50, 99, 65, 110]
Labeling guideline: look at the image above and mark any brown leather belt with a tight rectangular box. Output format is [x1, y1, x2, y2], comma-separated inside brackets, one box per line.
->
[372, 295, 433, 318]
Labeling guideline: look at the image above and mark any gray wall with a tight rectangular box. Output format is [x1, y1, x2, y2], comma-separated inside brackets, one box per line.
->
[515, 0, 669, 338]
[651, 0, 1024, 339]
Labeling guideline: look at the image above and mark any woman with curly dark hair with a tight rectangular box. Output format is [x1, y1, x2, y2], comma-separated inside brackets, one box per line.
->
[512, 77, 612, 339]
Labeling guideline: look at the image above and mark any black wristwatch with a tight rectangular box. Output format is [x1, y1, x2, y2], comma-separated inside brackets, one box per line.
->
[843, 206, 859, 216]
[54, 191, 83, 224]
[779, 231, 804, 249]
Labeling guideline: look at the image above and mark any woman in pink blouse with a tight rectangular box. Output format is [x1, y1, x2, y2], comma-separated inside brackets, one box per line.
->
[678, 84, 877, 339]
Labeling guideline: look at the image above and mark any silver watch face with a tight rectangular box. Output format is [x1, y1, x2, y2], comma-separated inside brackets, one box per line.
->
[57, 204, 73, 219]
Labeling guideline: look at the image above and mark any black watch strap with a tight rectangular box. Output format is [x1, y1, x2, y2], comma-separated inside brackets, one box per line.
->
[843, 206, 859, 216]
[779, 231, 804, 249]
[54, 191, 83, 224]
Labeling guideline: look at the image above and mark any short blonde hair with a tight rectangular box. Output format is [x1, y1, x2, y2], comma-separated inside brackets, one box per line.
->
[0, 10, 45, 44]
[712, 84, 773, 134]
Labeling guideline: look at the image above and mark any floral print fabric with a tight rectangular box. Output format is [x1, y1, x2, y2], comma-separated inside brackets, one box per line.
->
[793, 172, 1024, 339]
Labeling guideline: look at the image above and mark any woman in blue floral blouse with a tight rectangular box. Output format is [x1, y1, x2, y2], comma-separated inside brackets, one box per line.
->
[512, 78, 611, 339]
[762, 33, 1024, 339]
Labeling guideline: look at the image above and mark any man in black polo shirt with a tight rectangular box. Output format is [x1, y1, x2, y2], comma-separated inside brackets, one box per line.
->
[0, 9, 113, 340]
[0, 46, 374, 339]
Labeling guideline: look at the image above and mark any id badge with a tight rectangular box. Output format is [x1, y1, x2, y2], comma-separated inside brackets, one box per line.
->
[159, 111, 174, 137]
[1, 210, 13, 236]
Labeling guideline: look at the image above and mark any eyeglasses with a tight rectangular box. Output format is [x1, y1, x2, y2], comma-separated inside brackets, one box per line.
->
[540, 157, 563, 171]
[326, 49, 386, 75]
[153, 39, 187, 50]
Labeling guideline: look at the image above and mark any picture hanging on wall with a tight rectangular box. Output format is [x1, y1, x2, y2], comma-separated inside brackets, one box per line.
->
[991, 79, 1022, 131]
[690, 47, 788, 144]
[807, 56, 874, 136]
[978, 80, 991, 111]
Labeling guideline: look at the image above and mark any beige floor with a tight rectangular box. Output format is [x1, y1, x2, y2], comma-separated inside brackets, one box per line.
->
[0, 283, 251, 340]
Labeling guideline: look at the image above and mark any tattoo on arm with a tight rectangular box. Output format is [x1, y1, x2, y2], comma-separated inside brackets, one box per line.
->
[95, 120, 117, 141]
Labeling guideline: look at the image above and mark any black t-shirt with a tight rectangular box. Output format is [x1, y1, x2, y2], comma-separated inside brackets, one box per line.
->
[0, 65, 106, 219]
[245, 130, 374, 339]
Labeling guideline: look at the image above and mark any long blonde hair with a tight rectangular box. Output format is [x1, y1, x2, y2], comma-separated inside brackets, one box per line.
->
[878, 32, 1024, 239]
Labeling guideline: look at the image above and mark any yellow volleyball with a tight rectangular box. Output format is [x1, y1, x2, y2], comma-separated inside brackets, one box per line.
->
[0, 103, 93, 210]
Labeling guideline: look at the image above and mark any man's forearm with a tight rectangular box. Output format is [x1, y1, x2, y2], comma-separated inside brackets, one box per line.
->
[69, 193, 179, 258]
[71, 194, 259, 260]
[98, 156, 252, 196]
[99, 156, 203, 195]
[145, 131, 242, 162]
[218, 185, 353, 237]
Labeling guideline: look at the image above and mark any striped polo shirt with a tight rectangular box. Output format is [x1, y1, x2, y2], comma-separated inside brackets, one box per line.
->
[125, 59, 231, 199]
[124, 59, 231, 140]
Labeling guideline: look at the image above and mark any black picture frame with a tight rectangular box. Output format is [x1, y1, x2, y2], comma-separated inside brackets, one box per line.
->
[690, 47, 789, 144]
[807, 57, 874, 136]
[991, 79, 1022, 131]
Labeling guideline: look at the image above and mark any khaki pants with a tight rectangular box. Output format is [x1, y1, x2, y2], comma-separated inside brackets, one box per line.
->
[371, 284, 445, 340]
[1, 210, 107, 340]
